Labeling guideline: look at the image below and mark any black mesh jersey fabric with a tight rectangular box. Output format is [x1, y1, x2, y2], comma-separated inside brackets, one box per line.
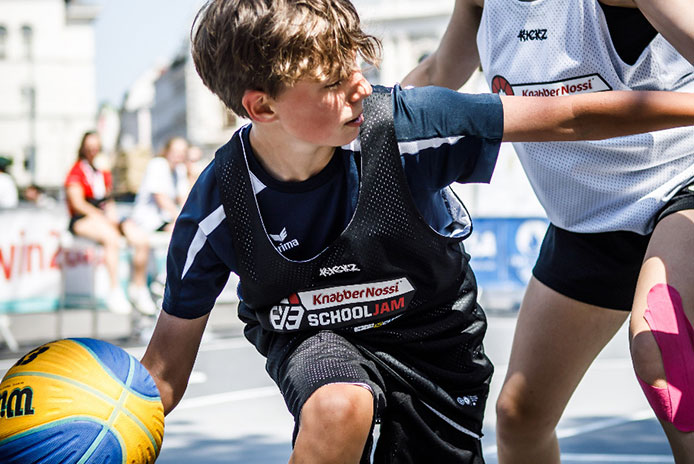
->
[216, 87, 469, 329]
[215, 85, 491, 369]
[215, 86, 494, 444]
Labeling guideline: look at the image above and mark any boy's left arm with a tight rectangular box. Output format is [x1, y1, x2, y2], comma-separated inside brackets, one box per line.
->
[500, 91, 694, 143]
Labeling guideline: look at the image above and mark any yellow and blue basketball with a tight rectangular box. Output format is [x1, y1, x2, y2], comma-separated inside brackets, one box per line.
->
[0, 338, 164, 463]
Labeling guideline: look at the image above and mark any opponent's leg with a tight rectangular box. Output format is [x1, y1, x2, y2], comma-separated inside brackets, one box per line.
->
[630, 209, 694, 463]
[290, 383, 374, 464]
[496, 277, 628, 464]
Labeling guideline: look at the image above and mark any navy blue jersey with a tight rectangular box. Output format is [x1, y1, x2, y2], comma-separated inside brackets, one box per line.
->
[164, 85, 503, 318]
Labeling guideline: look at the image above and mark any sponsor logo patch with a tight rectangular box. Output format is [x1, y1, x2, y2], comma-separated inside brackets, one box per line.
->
[267, 278, 415, 331]
[491, 73, 611, 97]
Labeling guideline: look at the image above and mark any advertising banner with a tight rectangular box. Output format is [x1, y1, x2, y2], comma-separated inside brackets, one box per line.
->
[466, 217, 548, 311]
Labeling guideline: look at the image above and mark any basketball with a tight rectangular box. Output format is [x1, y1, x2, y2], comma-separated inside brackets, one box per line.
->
[0, 338, 164, 463]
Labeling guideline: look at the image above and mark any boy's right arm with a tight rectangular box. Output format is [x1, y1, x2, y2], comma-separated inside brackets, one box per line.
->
[141, 310, 210, 415]
[500, 91, 694, 142]
[401, 0, 483, 88]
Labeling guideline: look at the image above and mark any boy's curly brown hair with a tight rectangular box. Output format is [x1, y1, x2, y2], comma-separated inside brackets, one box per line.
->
[191, 0, 382, 118]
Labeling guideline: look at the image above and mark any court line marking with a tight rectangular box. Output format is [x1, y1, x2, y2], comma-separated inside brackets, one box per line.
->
[560, 453, 673, 463]
[556, 408, 654, 439]
[2, 336, 669, 460]
[176, 386, 281, 410]
[483, 408, 657, 457]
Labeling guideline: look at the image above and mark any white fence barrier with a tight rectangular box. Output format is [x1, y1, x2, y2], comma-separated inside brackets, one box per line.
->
[0, 206, 238, 314]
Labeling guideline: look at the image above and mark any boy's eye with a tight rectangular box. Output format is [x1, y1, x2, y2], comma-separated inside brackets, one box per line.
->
[325, 79, 343, 89]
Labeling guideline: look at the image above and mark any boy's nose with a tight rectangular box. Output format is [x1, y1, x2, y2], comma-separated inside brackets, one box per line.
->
[349, 71, 372, 103]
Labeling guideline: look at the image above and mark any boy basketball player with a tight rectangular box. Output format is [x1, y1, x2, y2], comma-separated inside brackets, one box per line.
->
[142, 1, 694, 462]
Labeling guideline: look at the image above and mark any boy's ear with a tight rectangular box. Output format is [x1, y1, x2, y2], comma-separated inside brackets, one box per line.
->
[242, 90, 277, 122]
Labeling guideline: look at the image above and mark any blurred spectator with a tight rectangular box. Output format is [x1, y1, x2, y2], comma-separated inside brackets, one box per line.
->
[64, 131, 156, 316]
[0, 156, 19, 209]
[21, 184, 57, 208]
[131, 136, 191, 233]
[186, 144, 205, 187]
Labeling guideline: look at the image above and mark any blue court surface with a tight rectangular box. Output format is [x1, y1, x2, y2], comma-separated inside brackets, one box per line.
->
[0, 314, 674, 463]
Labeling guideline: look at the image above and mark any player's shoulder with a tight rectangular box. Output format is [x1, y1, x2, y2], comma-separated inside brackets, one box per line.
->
[184, 158, 222, 219]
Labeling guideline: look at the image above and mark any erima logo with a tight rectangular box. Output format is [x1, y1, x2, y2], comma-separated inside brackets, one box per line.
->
[269, 227, 299, 253]
[269, 228, 287, 242]
[319, 264, 361, 277]
[518, 29, 548, 42]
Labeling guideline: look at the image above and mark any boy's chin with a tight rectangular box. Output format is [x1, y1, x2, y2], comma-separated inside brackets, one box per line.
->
[336, 132, 359, 148]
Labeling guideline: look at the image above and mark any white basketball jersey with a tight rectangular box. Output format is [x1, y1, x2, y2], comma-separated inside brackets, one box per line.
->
[477, 0, 694, 234]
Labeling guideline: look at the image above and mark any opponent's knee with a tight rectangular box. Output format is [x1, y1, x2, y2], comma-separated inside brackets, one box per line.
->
[495, 385, 548, 440]
[635, 284, 694, 432]
[630, 327, 666, 386]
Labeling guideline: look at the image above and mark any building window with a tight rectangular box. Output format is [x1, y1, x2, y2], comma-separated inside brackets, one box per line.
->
[21, 25, 33, 60]
[0, 26, 7, 60]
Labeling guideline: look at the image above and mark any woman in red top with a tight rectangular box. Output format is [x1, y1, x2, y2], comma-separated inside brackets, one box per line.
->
[64, 131, 156, 316]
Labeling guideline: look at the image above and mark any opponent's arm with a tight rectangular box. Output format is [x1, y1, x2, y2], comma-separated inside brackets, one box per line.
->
[141, 311, 210, 415]
[401, 0, 484, 89]
[501, 91, 694, 142]
[634, 0, 694, 64]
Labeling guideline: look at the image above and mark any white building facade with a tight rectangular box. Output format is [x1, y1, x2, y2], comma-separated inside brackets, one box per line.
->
[120, 0, 542, 218]
[355, 0, 454, 85]
[0, 0, 99, 188]
[145, 48, 240, 158]
[125, 0, 454, 163]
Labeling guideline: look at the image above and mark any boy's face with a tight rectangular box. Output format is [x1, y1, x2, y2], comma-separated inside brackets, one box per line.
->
[271, 68, 372, 148]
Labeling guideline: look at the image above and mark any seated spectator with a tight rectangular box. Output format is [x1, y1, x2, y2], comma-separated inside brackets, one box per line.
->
[0, 156, 18, 209]
[64, 131, 156, 316]
[131, 136, 191, 233]
[22, 184, 57, 208]
[185, 144, 206, 187]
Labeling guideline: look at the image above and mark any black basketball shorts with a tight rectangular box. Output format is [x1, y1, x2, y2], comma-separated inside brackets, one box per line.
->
[533, 181, 694, 311]
[268, 329, 488, 464]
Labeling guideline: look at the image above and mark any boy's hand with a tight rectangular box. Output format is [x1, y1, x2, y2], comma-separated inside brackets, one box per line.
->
[141, 311, 211, 415]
